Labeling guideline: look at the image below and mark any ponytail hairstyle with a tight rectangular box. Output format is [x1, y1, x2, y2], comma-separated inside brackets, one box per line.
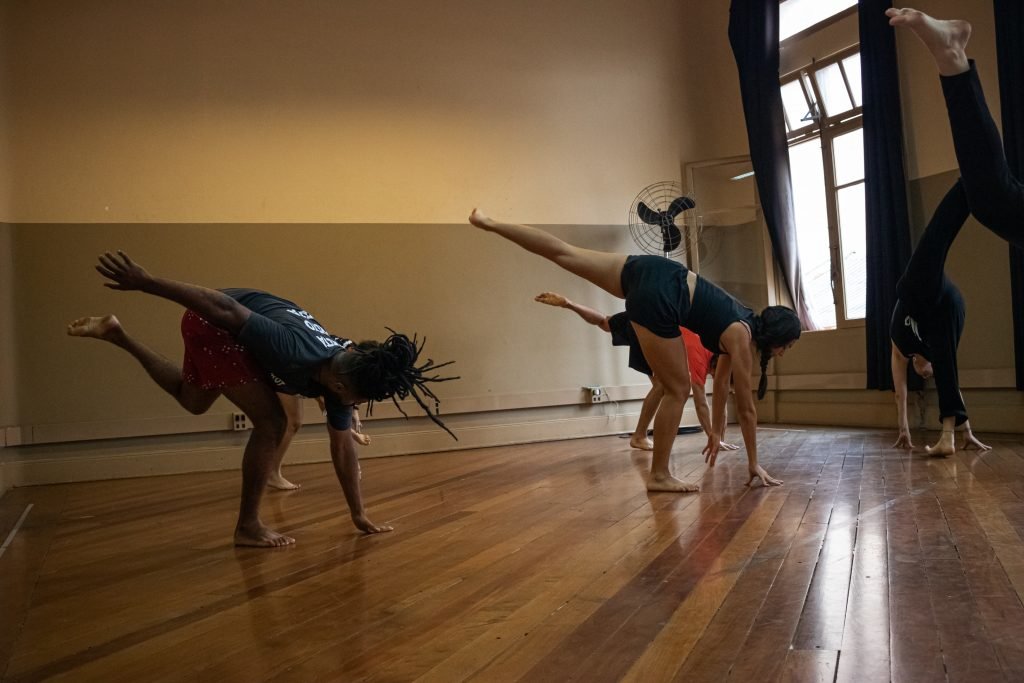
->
[751, 306, 802, 400]
[332, 329, 459, 439]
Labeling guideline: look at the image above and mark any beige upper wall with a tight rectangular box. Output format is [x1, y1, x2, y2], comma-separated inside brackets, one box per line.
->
[0, 0, 12, 222]
[7, 0, 688, 224]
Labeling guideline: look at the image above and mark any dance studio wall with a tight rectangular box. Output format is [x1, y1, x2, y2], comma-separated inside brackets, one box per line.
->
[1, 0, 696, 483]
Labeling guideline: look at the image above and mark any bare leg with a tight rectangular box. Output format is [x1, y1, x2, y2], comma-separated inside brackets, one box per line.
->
[886, 8, 970, 76]
[266, 393, 303, 491]
[925, 416, 956, 456]
[470, 209, 628, 298]
[223, 382, 294, 547]
[68, 315, 219, 414]
[631, 323, 699, 492]
[630, 375, 663, 450]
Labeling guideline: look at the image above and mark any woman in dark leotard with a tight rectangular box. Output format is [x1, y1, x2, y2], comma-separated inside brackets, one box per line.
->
[469, 209, 801, 491]
[889, 181, 990, 455]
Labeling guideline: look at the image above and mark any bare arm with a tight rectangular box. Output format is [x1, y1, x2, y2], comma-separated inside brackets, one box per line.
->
[95, 251, 250, 334]
[891, 342, 915, 449]
[328, 425, 392, 534]
[706, 324, 781, 487]
[692, 381, 739, 450]
[704, 353, 732, 465]
[535, 292, 610, 331]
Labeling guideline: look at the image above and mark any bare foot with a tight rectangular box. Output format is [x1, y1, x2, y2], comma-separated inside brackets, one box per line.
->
[266, 472, 301, 491]
[469, 208, 496, 231]
[67, 314, 125, 343]
[234, 524, 295, 548]
[886, 8, 971, 76]
[924, 430, 956, 457]
[646, 473, 700, 493]
[629, 434, 654, 451]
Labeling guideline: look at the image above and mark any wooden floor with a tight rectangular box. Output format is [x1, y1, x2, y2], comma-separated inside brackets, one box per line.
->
[4, 426, 1024, 682]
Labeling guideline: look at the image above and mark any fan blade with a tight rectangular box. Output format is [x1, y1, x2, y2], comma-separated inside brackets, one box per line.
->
[665, 196, 696, 220]
[661, 224, 682, 252]
[636, 201, 664, 227]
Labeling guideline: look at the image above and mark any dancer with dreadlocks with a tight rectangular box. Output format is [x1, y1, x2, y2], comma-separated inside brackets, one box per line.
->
[68, 251, 457, 547]
[533, 291, 740, 451]
[470, 210, 800, 490]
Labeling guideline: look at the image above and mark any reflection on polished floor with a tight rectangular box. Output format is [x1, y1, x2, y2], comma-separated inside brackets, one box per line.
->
[3, 426, 1024, 682]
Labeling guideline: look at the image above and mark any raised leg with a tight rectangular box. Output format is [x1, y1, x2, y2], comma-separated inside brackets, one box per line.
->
[222, 382, 294, 547]
[631, 323, 698, 493]
[470, 209, 628, 298]
[895, 181, 970, 310]
[266, 393, 304, 491]
[940, 65, 1024, 247]
[67, 315, 220, 414]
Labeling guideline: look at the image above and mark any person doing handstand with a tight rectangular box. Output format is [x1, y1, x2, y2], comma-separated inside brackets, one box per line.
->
[68, 251, 456, 547]
[890, 182, 990, 454]
[470, 210, 800, 491]
[533, 291, 740, 451]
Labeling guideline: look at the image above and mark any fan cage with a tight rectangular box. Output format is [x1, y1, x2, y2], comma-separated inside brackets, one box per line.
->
[627, 181, 701, 259]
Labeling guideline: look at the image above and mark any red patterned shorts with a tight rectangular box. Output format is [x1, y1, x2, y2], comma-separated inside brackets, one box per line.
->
[181, 311, 265, 390]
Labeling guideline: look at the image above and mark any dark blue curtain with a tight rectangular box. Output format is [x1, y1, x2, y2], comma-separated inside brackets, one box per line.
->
[728, 0, 814, 330]
[859, 0, 915, 390]
[993, 0, 1024, 390]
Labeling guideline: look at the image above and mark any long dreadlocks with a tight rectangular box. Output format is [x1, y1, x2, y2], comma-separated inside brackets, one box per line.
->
[334, 329, 460, 439]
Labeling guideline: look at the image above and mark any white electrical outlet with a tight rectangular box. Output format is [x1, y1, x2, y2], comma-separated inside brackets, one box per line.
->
[583, 386, 606, 403]
[232, 412, 252, 431]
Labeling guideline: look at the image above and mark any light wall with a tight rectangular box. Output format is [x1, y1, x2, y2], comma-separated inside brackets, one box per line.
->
[2, 0, 698, 484]
[8, 0, 687, 225]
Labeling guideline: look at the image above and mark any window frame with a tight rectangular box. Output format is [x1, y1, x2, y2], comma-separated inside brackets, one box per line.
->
[782, 44, 865, 329]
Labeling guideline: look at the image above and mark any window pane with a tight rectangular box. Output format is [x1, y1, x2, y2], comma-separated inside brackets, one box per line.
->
[781, 80, 811, 131]
[832, 128, 864, 186]
[838, 182, 866, 320]
[780, 0, 857, 41]
[842, 54, 862, 107]
[789, 138, 836, 329]
[814, 63, 853, 117]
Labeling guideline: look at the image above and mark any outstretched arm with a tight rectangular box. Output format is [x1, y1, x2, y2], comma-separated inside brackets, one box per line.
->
[891, 342, 915, 449]
[328, 424, 391, 534]
[704, 326, 781, 486]
[95, 251, 250, 334]
[692, 382, 739, 450]
[535, 292, 610, 331]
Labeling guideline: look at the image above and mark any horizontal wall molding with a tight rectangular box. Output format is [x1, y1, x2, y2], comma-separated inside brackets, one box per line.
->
[2, 406, 670, 488]
[5, 370, 1020, 448]
[13, 384, 656, 447]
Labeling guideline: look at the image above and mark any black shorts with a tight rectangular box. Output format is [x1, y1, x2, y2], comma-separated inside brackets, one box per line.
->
[607, 312, 652, 376]
[619, 255, 690, 339]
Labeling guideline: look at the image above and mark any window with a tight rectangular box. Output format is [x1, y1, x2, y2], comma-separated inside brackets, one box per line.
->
[780, 0, 858, 42]
[783, 46, 864, 329]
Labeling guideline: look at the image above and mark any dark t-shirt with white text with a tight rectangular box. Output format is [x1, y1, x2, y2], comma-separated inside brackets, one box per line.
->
[225, 288, 354, 430]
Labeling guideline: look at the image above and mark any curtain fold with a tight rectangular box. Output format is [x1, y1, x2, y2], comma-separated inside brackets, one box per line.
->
[859, 0, 915, 390]
[727, 0, 814, 330]
[993, 0, 1024, 390]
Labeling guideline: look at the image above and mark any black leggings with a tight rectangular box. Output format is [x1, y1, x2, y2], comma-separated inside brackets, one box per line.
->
[896, 181, 969, 309]
[895, 181, 969, 426]
[942, 61, 1024, 248]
